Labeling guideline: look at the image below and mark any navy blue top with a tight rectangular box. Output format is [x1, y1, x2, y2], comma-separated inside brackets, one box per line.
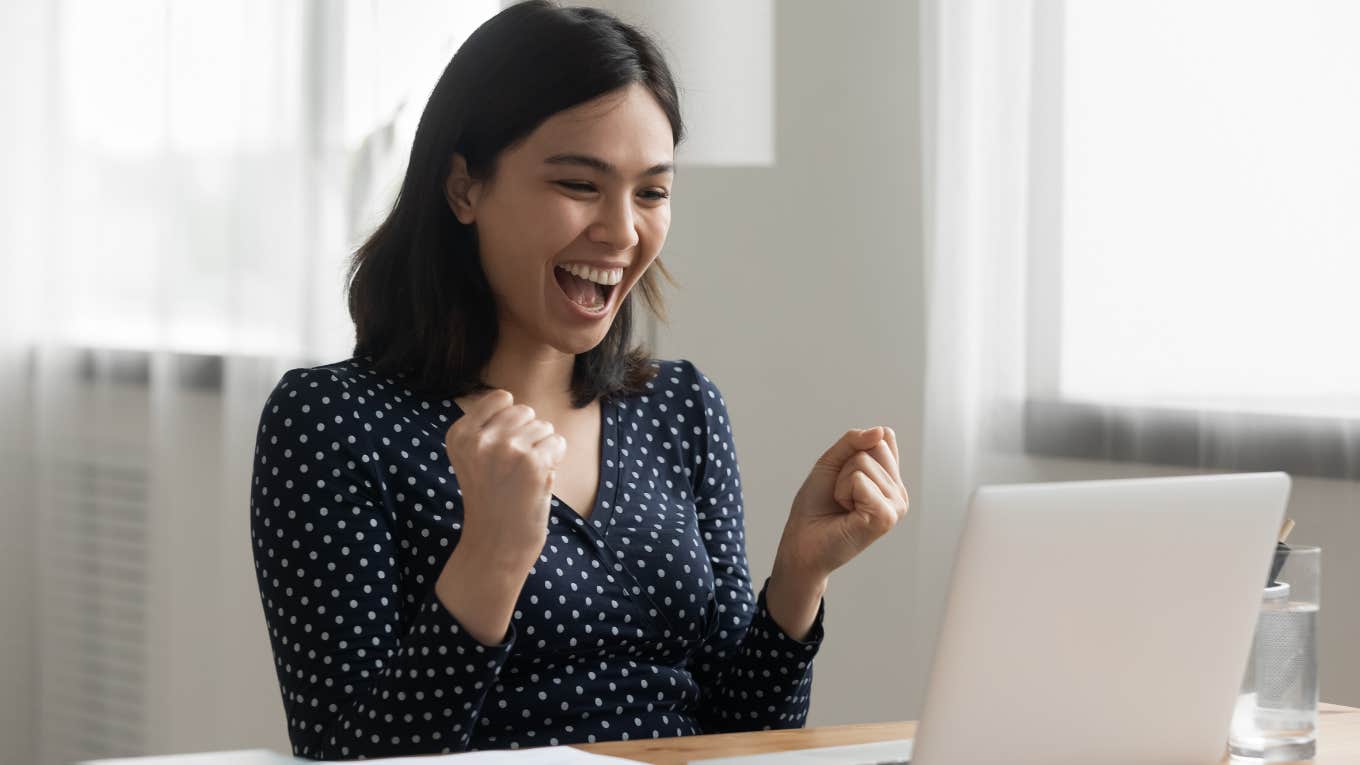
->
[249, 355, 826, 760]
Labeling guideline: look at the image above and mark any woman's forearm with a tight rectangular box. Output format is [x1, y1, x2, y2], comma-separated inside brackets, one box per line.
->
[765, 557, 828, 642]
[434, 543, 529, 646]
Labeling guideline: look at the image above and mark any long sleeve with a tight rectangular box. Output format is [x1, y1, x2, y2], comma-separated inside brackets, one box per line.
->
[249, 368, 516, 760]
[681, 361, 825, 733]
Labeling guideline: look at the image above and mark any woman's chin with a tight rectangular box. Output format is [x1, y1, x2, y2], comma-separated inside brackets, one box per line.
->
[543, 306, 611, 346]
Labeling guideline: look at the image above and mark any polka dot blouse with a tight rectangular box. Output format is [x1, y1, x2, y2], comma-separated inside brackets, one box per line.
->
[249, 356, 826, 760]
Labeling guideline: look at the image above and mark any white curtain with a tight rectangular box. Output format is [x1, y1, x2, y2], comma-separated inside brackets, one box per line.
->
[0, 2, 497, 762]
[913, 0, 1038, 709]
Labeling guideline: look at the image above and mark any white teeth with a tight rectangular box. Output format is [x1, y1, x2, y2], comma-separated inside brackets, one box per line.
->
[557, 263, 622, 286]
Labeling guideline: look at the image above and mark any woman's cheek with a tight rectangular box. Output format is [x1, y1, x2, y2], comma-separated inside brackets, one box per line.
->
[539, 197, 595, 243]
[642, 212, 670, 254]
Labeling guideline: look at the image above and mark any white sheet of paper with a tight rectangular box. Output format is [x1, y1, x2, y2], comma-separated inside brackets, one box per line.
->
[329, 747, 649, 765]
[82, 746, 652, 765]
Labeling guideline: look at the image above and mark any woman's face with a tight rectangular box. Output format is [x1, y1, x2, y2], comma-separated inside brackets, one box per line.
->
[446, 82, 675, 356]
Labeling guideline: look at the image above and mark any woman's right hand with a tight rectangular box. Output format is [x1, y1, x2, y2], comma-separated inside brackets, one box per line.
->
[443, 389, 567, 575]
[435, 389, 567, 644]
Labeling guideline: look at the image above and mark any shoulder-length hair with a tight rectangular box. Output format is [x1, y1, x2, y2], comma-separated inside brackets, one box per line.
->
[347, 0, 684, 408]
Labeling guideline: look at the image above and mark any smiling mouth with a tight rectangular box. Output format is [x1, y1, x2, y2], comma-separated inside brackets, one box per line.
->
[553, 265, 616, 311]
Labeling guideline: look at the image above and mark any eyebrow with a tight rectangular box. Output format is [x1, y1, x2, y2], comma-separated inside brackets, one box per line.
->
[543, 153, 674, 179]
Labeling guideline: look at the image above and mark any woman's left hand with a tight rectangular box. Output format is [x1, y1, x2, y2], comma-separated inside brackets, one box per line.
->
[775, 426, 910, 584]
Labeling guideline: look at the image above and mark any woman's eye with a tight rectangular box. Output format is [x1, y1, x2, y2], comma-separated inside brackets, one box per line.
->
[556, 181, 670, 201]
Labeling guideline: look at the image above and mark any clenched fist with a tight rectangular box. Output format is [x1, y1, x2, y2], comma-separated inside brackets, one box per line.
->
[444, 389, 568, 575]
[778, 426, 910, 580]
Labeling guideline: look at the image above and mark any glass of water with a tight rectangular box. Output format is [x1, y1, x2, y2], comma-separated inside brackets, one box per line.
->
[1229, 545, 1321, 762]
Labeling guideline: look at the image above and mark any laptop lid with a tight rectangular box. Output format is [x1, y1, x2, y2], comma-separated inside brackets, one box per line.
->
[911, 472, 1291, 765]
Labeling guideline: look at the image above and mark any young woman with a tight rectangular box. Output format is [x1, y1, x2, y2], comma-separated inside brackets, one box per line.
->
[249, 1, 909, 759]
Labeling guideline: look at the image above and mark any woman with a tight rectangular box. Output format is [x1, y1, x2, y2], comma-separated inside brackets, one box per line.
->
[249, 1, 909, 759]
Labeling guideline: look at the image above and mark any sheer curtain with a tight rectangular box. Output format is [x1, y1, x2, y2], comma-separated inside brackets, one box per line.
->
[914, 0, 1037, 709]
[0, 2, 497, 762]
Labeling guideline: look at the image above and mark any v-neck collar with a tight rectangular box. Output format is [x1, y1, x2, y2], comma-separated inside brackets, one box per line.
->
[549, 396, 620, 533]
[447, 396, 621, 534]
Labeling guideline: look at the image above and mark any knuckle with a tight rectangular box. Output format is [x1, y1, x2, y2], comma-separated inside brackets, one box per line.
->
[473, 430, 493, 450]
[539, 447, 555, 466]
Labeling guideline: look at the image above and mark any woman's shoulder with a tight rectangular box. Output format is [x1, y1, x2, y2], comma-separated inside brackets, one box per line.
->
[268, 354, 429, 399]
[261, 354, 452, 426]
[628, 356, 731, 426]
[641, 356, 711, 392]
[255, 355, 461, 470]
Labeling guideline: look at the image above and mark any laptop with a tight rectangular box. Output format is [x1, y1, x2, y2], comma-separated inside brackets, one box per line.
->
[691, 472, 1291, 765]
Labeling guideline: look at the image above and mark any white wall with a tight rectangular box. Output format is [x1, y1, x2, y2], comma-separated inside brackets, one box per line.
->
[652, 0, 926, 726]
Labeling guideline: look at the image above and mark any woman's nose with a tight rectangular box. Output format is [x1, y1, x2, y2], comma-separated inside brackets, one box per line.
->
[588, 194, 640, 251]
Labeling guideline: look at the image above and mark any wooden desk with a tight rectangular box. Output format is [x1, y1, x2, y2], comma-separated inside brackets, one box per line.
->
[578, 703, 1360, 765]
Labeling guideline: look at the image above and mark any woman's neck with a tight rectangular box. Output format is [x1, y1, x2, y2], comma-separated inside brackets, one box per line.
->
[477, 340, 581, 417]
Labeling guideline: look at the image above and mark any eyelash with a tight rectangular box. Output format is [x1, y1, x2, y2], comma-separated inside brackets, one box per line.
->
[557, 181, 670, 200]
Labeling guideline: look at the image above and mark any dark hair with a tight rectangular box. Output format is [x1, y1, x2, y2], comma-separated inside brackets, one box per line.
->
[346, 0, 684, 409]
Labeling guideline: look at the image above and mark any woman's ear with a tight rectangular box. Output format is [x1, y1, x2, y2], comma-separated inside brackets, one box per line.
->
[444, 153, 481, 225]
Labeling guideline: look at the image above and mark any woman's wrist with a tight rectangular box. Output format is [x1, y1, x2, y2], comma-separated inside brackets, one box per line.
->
[765, 553, 828, 642]
[434, 541, 530, 646]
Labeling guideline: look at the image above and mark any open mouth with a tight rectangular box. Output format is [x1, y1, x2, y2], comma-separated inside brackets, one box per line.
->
[553, 265, 617, 313]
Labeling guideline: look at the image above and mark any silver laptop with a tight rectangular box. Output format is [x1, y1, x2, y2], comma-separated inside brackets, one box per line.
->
[692, 472, 1291, 765]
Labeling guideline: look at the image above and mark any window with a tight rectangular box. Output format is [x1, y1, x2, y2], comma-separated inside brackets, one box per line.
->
[1025, 0, 1360, 479]
[48, 0, 498, 359]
